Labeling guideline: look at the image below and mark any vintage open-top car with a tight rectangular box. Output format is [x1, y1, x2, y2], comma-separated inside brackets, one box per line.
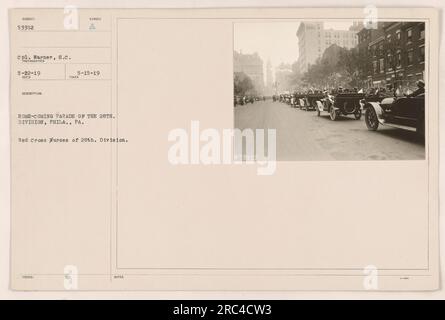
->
[316, 92, 365, 120]
[234, 95, 244, 106]
[360, 87, 396, 107]
[292, 93, 305, 108]
[364, 94, 425, 136]
[246, 96, 255, 104]
[303, 93, 325, 111]
[281, 93, 291, 104]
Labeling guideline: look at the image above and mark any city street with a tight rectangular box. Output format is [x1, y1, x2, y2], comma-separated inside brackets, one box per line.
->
[234, 100, 425, 161]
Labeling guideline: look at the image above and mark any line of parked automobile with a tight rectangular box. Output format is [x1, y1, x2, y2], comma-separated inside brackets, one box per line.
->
[234, 95, 266, 106]
[273, 87, 425, 136]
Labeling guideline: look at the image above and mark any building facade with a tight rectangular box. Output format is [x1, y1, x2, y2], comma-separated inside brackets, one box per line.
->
[233, 51, 264, 94]
[356, 22, 386, 87]
[266, 59, 273, 89]
[296, 22, 359, 74]
[264, 59, 274, 95]
[274, 63, 293, 93]
[357, 22, 425, 90]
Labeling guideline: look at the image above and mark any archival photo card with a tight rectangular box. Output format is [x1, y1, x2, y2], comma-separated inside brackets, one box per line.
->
[9, 7, 439, 291]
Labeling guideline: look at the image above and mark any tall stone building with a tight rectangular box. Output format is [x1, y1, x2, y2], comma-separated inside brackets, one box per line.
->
[266, 59, 273, 87]
[265, 59, 274, 95]
[274, 63, 293, 93]
[233, 51, 264, 94]
[296, 22, 359, 74]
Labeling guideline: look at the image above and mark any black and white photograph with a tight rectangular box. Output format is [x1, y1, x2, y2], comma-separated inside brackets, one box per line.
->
[234, 21, 426, 161]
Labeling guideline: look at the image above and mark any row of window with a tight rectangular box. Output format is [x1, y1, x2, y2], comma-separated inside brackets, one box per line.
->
[324, 39, 357, 47]
[318, 33, 357, 40]
[369, 32, 424, 58]
[371, 45, 425, 74]
[324, 32, 356, 38]
[359, 24, 425, 45]
[386, 27, 425, 43]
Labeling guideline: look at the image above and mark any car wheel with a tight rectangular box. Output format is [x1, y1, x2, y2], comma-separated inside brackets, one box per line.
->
[354, 109, 362, 120]
[365, 107, 379, 131]
[329, 106, 337, 121]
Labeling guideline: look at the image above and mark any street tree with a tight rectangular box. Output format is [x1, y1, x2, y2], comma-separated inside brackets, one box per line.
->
[234, 72, 255, 96]
[337, 47, 362, 88]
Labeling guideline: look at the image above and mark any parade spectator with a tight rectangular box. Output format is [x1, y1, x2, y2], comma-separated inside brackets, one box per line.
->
[406, 80, 425, 97]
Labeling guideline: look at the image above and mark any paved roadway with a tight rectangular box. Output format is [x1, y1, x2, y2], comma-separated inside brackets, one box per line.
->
[234, 100, 425, 161]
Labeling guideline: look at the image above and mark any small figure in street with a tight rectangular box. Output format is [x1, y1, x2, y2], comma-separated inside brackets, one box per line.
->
[406, 80, 425, 97]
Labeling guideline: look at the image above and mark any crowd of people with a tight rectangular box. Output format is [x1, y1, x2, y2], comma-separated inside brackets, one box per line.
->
[272, 80, 425, 103]
[234, 80, 425, 109]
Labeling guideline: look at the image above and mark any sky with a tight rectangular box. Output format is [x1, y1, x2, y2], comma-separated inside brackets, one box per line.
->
[234, 21, 356, 69]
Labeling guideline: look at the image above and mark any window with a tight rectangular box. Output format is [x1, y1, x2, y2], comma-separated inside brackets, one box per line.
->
[387, 54, 392, 70]
[379, 58, 385, 73]
[373, 60, 378, 74]
[419, 46, 425, 62]
[397, 51, 402, 68]
[407, 49, 414, 65]
[396, 30, 401, 40]
[420, 28, 425, 40]
[407, 28, 413, 42]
